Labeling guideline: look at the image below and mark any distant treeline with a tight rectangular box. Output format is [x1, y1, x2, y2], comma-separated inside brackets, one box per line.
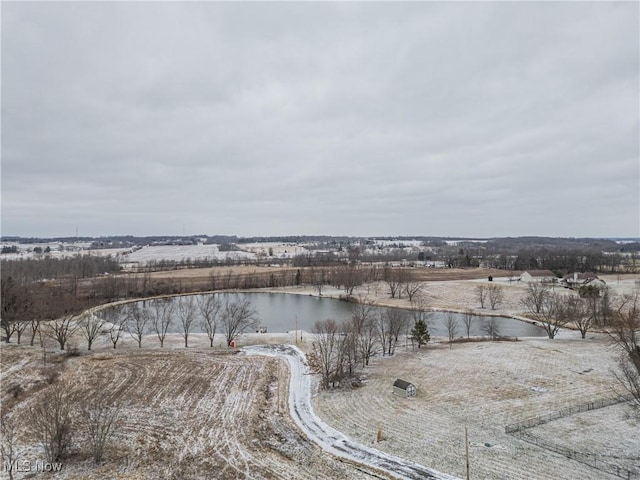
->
[1, 255, 121, 286]
[5, 234, 637, 250]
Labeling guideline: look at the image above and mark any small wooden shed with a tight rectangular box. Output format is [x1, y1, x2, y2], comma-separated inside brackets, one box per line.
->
[393, 379, 416, 397]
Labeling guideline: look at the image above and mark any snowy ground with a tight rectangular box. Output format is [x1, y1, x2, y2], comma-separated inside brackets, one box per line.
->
[313, 334, 640, 480]
[244, 344, 459, 480]
[2, 274, 639, 479]
[121, 244, 257, 265]
[0, 339, 373, 480]
[237, 242, 308, 258]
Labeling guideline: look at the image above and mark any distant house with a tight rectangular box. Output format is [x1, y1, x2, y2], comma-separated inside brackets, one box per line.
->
[392, 379, 416, 397]
[519, 270, 555, 283]
[560, 272, 605, 289]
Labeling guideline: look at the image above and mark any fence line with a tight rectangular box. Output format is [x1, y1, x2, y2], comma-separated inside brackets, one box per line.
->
[512, 430, 638, 480]
[505, 395, 638, 480]
[504, 395, 632, 433]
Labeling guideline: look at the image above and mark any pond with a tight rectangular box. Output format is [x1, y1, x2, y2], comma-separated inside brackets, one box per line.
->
[128, 292, 546, 338]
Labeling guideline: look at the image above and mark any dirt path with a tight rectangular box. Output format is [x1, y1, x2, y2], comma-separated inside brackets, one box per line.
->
[244, 344, 460, 480]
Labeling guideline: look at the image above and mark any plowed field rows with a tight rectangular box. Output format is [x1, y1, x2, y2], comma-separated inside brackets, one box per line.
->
[2, 347, 371, 480]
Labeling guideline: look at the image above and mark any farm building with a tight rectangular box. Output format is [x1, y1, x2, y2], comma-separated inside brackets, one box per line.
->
[519, 270, 555, 283]
[393, 379, 416, 397]
[560, 272, 605, 289]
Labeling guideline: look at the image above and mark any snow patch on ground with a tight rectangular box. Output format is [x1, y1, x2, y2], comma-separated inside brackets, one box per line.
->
[244, 344, 460, 480]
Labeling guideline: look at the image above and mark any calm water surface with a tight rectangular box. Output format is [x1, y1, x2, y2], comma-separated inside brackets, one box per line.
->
[133, 292, 545, 337]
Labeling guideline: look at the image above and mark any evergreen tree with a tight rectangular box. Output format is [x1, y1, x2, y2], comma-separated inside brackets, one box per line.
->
[410, 319, 430, 348]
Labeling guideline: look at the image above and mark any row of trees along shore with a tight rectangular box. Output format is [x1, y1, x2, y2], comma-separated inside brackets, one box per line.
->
[1, 255, 638, 408]
[1, 261, 436, 342]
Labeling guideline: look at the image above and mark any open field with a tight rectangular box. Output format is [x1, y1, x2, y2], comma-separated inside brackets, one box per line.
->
[3, 329, 639, 479]
[266, 274, 640, 324]
[2, 274, 639, 479]
[0, 342, 373, 480]
[313, 334, 640, 479]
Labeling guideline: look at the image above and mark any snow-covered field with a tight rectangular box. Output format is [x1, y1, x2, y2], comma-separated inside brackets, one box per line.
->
[0, 242, 259, 265]
[313, 334, 639, 480]
[245, 344, 458, 480]
[2, 274, 639, 479]
[0, 241, 95, 260]
[0, 340, 372, 480]
[238, 242, 308, 258]
[3, 326, 638, 480]
[121, 244, 256, 265]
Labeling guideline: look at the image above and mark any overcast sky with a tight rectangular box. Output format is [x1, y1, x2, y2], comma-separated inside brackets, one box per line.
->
[2, 2, 638, 239]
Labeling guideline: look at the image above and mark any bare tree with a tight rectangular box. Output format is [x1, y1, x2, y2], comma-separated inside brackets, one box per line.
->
[379, 308, 408, 356]
[1, 319, 16, 344]
[521, 283, 551, 314]
[28, 382, 75, 462]
[462, 309, 474, 338]
[445, 312, 459, 349]
[176, 296, 196, 348]
[487, 284, 504, 310]
[475, 285, 487, 309]
[3, 283, 35, 345]
[126, 303, 149, 348]
[333, 264, 365, 295]
[616, 357, 640, 410]
[351, 302, 379, 367]
[383, 267, 408, 299]
[410, 297, 431, 325]
[198, 295, 221, 347]
[1, 416, 19, 480]
[335, 324, 358, 380]
[99, 308, 126, 349]
[46, 315, 80, 351]
[78, 313, 107, 351]
[29, 317, 41, 347]
[1, 276, 24, 343]
[309, 267, 327, 296]
[581, 284, 613, 326]
[375, 310, 391, 357]
[309, 318, 356, 387]
[82, 400, 122, 463]
[151, 298, 173, 348]
[13, 321, 29, 345]
[523, 293, 565, 339]
[310, 318, 341, 389]
[561, 295, 590, 339]
[404, 281, 424, 302]
[222, 298, 259, 346]
[482, 317, 500, 340]
[610, 294, 640, 408]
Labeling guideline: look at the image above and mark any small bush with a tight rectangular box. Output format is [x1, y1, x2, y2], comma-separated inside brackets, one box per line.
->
[42, 367, 61, 384]
[65, 347, 81, 358]
[7, 383, 24, 399]
[452, 336, 519, 344]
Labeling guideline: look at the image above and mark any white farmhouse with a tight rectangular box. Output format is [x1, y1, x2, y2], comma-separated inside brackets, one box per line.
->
[519, 270, 555, 283]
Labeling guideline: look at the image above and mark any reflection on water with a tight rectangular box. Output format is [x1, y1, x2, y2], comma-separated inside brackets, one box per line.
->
[126, 292, 546, 337]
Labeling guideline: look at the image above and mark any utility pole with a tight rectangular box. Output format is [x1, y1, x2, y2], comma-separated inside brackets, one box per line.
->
[465, 424, 470, 480]
[295, 315, 298, 345]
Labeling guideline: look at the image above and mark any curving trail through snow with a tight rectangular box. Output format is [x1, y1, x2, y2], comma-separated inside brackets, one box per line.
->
[243, 344, 460, 480]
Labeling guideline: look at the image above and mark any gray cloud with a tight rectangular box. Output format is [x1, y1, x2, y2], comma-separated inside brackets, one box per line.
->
[2, 2, 638, 238]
